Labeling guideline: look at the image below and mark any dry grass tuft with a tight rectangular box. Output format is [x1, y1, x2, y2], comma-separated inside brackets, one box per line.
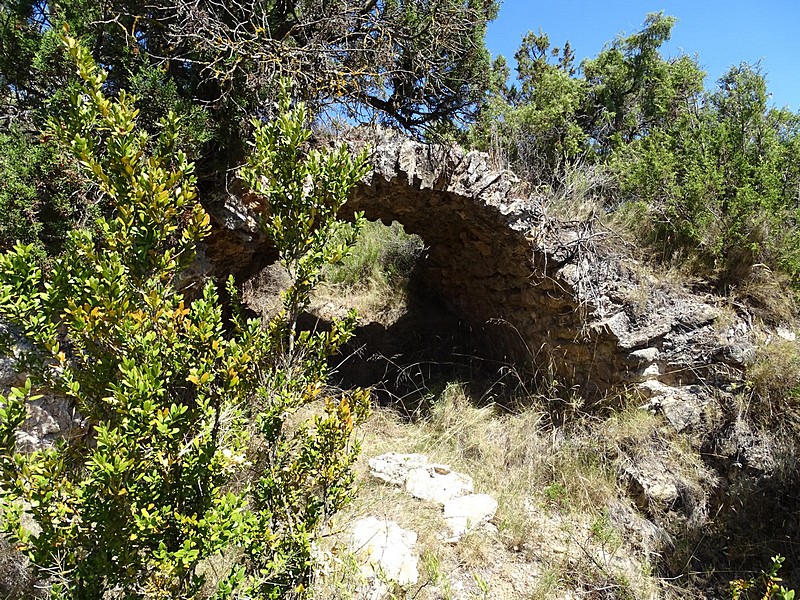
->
[734, 267, 798, 325]
[312, 383, 678, 599]
[748, 335, 800, 409]
[544, 163, 613, 223]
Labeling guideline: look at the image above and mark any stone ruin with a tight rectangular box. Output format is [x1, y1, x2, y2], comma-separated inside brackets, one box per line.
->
[207, 129, 753, 402]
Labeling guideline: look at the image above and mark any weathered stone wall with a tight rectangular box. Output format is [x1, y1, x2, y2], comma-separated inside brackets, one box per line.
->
[207, 129, 753, 399]
[338, 132, 616, 396]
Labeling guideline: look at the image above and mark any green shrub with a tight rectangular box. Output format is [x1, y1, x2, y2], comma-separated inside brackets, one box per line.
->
[730, 555, 796, 600]
[472, 14, 800, 294]
[127, 65, 214, 163]
[0, 127, 91, 257]
[236, 82, 371, 598]
[0, 34, 369, 599]
[323, 221, 425, 293]
[612, 64, 800, 289]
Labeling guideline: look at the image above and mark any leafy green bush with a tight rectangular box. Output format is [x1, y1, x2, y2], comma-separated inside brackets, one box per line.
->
[473, 13, 800, 294]
[730, 555, 796, 600]
[613, 63, 800, 289]
[469, 31, 587, 188]
[0, 127, 91, 257]
[236, 83, 371, 598]
[0, 28, 212, 258]
[0, 34, 369, 599]
[128, 65, 214, 162]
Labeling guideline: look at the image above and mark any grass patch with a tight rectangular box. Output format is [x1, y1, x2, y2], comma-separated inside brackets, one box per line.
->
[324, 220, 424, 290]
[312, 383, 671, 599]
[747, 331, 800, 419]
[318, 220, 425, 323]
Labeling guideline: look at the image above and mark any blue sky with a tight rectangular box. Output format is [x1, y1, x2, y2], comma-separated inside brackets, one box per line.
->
[485, 1, 800, 110]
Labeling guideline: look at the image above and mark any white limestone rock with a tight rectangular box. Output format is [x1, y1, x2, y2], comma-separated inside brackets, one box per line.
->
[638, 380, 705, 432]
[0, 356, 21, 391]
[631, 347, 660, 363]
[368, 453, 429, 486]
[405, 464, 473, 505]
[443, 493, 498, 541]
[640, 363, 661, 378]
[623, 462, 680, 507]
[349, 517, 419, 589]
[13, 395, 82, 452]
[16, 404, 60, 452]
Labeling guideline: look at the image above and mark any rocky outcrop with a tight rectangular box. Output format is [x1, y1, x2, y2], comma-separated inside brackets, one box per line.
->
[207, 129, 753, 399]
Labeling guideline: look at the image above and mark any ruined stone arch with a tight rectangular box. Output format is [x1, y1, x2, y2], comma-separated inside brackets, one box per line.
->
[207, 131, 749, 400]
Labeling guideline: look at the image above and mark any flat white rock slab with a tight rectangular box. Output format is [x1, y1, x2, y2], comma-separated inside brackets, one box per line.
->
[349, 517, 419, 587]
[368, 452, 429, 485]
[405, 464, 474, 505]
[443, 493, 498, 540]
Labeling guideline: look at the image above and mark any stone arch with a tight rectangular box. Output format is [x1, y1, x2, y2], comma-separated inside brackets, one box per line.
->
[207, 131, 749, 400]
[339, 133, 624, 398]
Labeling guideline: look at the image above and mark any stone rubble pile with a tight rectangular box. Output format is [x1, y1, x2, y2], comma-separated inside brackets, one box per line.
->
[346, 452, 499, 593]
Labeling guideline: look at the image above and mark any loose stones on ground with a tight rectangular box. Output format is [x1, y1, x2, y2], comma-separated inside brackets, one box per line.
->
[367, 454, 498, 538]
[348, 453, 499, 593]
[349, 517, 419, 599]
[367, 452, 428, 486]
[404, 463, 474, 505]
[442, 493, 499, 542]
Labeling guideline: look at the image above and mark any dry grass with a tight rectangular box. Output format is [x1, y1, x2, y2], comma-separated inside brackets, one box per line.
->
[745, 324, 800, 426]
[312, 383, 678, 599]
[748, 336, 800, 400]
[312, 283, 407, 328]
[543, 163, 613, 223]
[734, 267, 798, 325]
[316, 220, 425, 326]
